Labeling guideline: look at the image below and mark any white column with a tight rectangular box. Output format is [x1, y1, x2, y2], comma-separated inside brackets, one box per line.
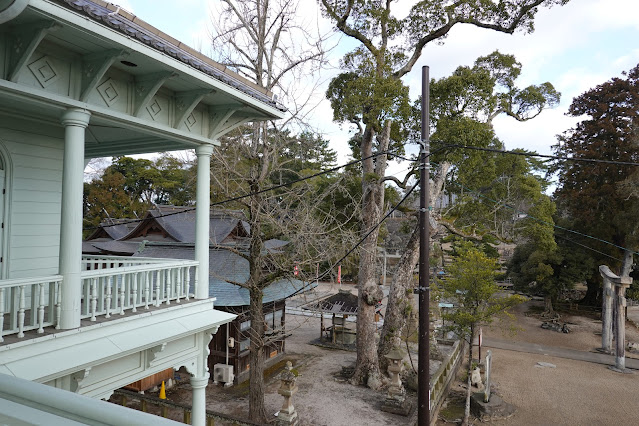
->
[59, 109, 91, 329]
[190, 373, 210, 426]
[195, 144, 213, 299]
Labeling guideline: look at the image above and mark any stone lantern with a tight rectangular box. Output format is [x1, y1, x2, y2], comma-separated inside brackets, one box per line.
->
[385, 348, 405, 391]
[381, 348, 412, 416]
[276, 361, 299, 426]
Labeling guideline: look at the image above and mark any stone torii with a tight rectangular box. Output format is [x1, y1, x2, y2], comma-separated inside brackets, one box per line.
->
[599, 265, 633, 373]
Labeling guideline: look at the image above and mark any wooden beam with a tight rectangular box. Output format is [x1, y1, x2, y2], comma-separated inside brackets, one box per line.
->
[208, 105, 241, 138]
[8, 20, 60, 82]
[80, 49, 127, 102]
[212, 116, 251, 139]
[134, 71, 177, 117]
[173, 89, 213, 129]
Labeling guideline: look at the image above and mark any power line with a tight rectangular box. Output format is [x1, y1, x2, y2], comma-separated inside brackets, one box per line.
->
[85, 142, 638, 263]
[86, 143, 639, 232]
[444, 174, 639, 258]
[288, 180, 419, 298]
[85, 149, 404, 232]
[437, 142, 639, 167]
[553, 231, 624, 263]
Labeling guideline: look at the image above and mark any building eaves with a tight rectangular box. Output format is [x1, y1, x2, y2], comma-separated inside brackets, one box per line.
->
[55, 0, 286, 112]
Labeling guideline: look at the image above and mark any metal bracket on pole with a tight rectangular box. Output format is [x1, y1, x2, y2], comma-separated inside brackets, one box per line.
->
[418, 139, 430, 154]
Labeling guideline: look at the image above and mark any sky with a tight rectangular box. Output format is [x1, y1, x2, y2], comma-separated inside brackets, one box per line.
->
[106, 0, 639, 180]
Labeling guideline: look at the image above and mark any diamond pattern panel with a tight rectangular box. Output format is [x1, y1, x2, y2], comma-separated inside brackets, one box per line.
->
[147, 99, 162, 120]
[28, 56, 60, 88]
[97, 78, 120, 106]
[185, 113, 197, 129]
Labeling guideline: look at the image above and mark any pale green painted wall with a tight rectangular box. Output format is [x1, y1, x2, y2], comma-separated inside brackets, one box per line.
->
[0, 115, 63, 279]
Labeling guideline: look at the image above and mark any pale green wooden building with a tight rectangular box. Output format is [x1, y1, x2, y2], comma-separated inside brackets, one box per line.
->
[0, 0, 284, 424]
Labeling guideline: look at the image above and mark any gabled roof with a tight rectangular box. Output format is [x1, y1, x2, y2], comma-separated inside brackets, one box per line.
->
[86, 206, 250, 246]
[305, 289, 359, 315]
[85, 219, 140, 241]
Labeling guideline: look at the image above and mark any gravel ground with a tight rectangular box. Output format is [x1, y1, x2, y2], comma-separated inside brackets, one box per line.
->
[159, 283, 423, 426]
[438, 300, 639, 425]
[158, 288, 639, 426]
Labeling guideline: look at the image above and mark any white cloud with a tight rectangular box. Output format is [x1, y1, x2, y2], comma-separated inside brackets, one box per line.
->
[107, 0, 639, 164]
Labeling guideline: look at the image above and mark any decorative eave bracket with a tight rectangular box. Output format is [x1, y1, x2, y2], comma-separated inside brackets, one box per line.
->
[71, 367, 92, 393]
[8, 20, 60, 82]
[208, 106, 261, 139]
[134, 71, 177, 117]
[80, 49, 128, 102]
[208, 104, 242, 139]
[174, 89, 214, 129]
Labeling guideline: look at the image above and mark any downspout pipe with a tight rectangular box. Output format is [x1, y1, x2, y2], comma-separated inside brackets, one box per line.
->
[0, 0, 30, 24]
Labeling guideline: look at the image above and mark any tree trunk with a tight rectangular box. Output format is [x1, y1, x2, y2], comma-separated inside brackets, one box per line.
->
[463, 329, 474, 426]
[378, 162, 450, 372]
[463, 367, 472, 426]
[544, 295, 554, 315]
[581, 274, 600, 306]
[248, 286, 267, 423]
[351, 123, 387, 389]
[378, 225, 419, 372]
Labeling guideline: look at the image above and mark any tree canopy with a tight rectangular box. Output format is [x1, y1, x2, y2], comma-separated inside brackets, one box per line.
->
[83, 154, 194, 232]
[321, 0, 571, 387]
[552, 63, 639, 302]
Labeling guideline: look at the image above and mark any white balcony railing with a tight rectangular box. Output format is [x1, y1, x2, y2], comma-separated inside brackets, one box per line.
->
[0, 275, 63, 341]
[0, 256, 199, 342]
[80, 256, 198, 320]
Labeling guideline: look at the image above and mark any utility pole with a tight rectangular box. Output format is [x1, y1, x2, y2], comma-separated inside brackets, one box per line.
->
[418, 66, 431, 425]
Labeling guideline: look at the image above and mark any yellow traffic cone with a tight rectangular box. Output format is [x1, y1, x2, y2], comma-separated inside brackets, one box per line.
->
[159, 381, 167, 400]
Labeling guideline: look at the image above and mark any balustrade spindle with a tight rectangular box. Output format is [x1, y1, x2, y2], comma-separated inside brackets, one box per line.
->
[165, 269, 171, 305]
[105, 276, 113, 318]
[119, 274, 126, 315]
[132, 273, 138, 313]
[175, 267, 182, 303]
[55, 282, 61, 329]
[155, 271, 162, 307]
[0, 288, 5, 342]
[90, 277, 98, 321]
[184, 267, 191, 301]
[17, 285, 26, 338]
[144, 271, 151, 309]
[37, 282, 45, 333]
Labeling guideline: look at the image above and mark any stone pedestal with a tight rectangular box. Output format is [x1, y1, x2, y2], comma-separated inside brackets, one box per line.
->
[381, 386, 412, 416]
[470, 392, 516, 421]
[380, 348, 412, 416]
[276, 362, 299, 426]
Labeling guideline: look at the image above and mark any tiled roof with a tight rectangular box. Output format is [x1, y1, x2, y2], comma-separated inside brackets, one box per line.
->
[305, 289, 359, 315]
[147, 207, 248, 244]
[88, 240, 141, 255]
[55, 0, 284, 111]
[133, 244, 310, 306]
